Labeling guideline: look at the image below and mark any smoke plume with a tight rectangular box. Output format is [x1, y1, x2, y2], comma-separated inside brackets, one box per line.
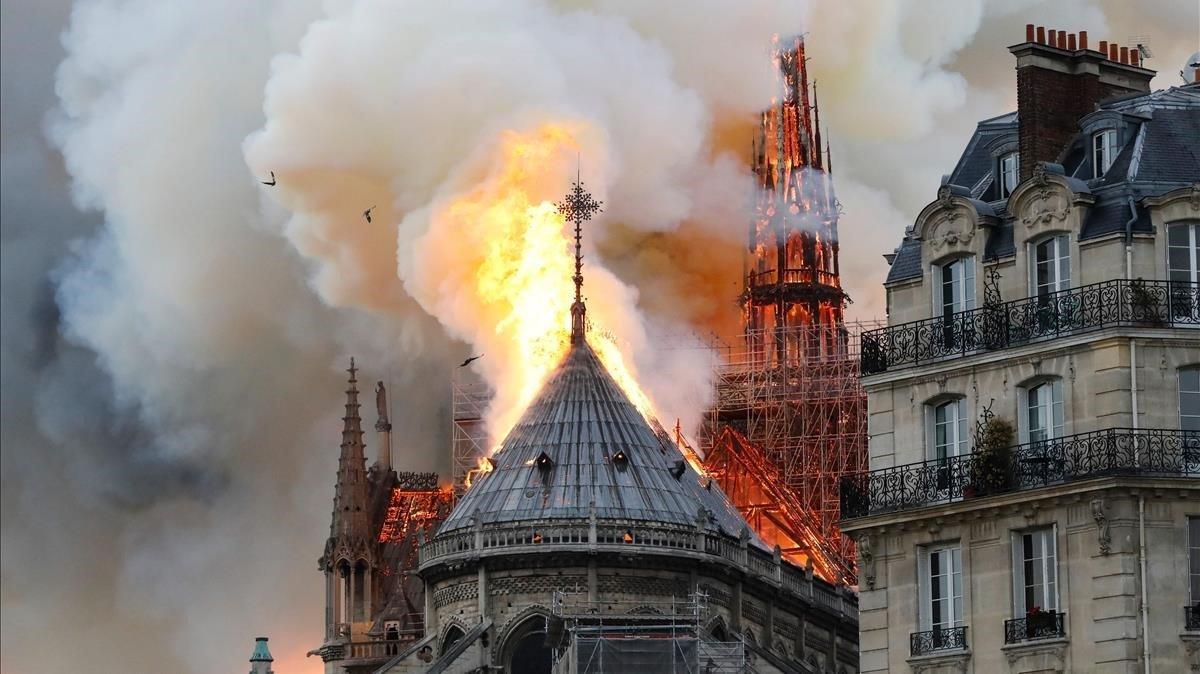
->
[2, 1, 1196, 673]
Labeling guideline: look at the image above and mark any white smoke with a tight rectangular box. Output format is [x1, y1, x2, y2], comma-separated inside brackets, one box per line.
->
[3, 1, 1196, 673]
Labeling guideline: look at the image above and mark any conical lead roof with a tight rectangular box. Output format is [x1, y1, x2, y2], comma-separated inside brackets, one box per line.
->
[439, 338, 750, 538]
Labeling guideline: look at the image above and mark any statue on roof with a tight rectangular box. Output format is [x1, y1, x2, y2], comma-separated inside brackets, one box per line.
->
[375, 381, 388, 424]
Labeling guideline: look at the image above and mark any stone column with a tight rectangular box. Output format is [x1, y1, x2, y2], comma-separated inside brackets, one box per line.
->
[588, 560, 598, 603]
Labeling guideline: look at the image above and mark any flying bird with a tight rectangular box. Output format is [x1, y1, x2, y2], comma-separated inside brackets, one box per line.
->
[459, 354, 483, 367]
[363, 205, 376, 223]
[261, 171, 276, 186]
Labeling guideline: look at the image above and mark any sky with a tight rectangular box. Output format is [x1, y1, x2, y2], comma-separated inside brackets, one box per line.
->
[1, 1, 1197, 672]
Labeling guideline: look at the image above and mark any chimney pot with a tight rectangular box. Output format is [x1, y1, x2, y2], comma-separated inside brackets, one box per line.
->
[1109, 43, 1119, 61]
[1119, 46, 1129, 64]
[1059, 31, 1068, 49]
[1026, 24, 1035, 42]
[1099, 40, 1108, 56]
[1079, 31, 1088, 50]
[1130, 50, 1140, 67]
[1048, 29, 1057, 46]
[1067, 33, 1077, 51]
[1036, 26, 1046, 44]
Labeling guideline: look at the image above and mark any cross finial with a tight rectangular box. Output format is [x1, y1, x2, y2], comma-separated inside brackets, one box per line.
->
[348, 357, 358, 384]
[555, 168, 603, 343]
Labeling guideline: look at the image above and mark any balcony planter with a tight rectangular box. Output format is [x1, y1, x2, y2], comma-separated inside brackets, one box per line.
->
[1127, 279, 1167, 325]
[968, 417, 1015, 497]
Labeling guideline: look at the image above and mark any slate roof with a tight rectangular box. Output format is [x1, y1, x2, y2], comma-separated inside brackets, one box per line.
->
[883, 84, 1199, 283]
[438, 338, 752, 540]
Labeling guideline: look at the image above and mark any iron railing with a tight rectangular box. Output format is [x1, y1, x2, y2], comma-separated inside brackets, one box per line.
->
[841, 428, 1200, 519]
[1004, 611, 1066, 643]
[1187, 604, 1200, 631]
[910, 626, 968, 655]
[861, 279, 1199, 375]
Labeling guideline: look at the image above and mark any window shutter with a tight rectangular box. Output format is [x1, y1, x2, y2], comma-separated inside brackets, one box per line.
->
[1011, 532, 1025, 615]
[1047, 525, 1059, 611]
[918, 547, 931, 631]
[1051, 379, 1065, 438]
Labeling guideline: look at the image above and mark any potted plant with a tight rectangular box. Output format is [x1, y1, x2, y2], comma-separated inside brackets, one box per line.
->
[1128, 278, 1165, 324]
[969, 415, 1015, 497]
[1025, 605, 1056, 638]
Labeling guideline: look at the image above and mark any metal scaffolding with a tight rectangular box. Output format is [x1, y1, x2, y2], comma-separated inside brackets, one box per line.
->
[451, 373, 491, 493]
[704, 321, 881, 585]
[549, 590, 745, 674]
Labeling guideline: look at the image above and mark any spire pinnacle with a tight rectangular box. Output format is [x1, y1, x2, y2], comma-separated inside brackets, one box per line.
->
[555, 168, 603, 343]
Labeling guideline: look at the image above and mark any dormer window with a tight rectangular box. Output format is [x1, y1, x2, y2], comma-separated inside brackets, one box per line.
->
[1093, 129, 1118, 178]
[999, 152, 1019, 198]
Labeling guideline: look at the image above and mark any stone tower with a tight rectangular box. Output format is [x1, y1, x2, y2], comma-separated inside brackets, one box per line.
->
[248, 637, 274, 674]
[318, 358, 379, 644]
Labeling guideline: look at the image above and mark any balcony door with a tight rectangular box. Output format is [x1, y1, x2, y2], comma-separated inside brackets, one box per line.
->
[1031, 234, 1071, 332]
[936, 257, 976, 352]
[1012, 527, 1059, 614]
[929, 399, 969, 500]
[1168, 222, 1199, 321]
[919, 544, 964, 634]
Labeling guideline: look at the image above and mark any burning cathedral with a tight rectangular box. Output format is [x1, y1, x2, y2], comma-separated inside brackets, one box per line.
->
[307, 36, 861, 674]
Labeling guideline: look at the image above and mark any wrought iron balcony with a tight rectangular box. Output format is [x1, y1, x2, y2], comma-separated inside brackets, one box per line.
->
[841, 428, 1200, 519]
[862, 279, 1199, 375]
[1187, 604, 1200, 631]
[1004, 610, 1066, 643]
[910, 626, 968, 655]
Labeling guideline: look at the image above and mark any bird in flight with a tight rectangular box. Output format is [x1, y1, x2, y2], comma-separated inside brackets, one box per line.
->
[459, 354, 483, 367]
[363, 205, 376, 223]
[261, 171, 276, 186]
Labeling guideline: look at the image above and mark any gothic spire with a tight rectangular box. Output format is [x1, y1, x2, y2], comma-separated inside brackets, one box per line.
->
[812, 80, 823, 171]
[555, 168, 603, 344]
[326, 357, 371, 552]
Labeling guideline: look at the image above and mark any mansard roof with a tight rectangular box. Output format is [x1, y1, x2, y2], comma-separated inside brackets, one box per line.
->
[438, 338, 752, 541]
[883, 83, 1199, 283]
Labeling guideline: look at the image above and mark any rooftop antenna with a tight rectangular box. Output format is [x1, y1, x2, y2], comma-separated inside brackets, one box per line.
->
[1129, 36, 1153, 61]
[555, 159, 603, 343]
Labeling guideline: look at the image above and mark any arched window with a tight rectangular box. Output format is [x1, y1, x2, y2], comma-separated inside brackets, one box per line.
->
[927, 398, 969, 461]
[502, 615, 552, 674]
[440, 625, 465, 655]
[934, 256, 976, 318]
[1030, 234, 1071, 296]
[1021, 379, 1064, 444]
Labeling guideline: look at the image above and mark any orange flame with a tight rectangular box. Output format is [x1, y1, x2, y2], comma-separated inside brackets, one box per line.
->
[435, 123, 657, 454]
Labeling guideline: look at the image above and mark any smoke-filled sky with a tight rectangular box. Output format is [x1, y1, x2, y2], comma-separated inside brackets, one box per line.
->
[2, 1, 1196, 672]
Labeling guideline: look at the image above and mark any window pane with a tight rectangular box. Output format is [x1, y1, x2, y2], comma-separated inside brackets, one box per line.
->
[1169, 224, 1190, 247]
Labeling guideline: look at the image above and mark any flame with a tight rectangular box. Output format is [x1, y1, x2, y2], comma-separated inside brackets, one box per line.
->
[434, 123, 658, 455]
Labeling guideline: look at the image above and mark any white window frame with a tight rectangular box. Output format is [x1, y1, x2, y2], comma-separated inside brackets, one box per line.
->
[1011, 526, 1059, 615]
[933, 256, 976, 318]
[927, 398, 970, 461]
[1000, 152, 1020, 198]
[919, 543, 964, 631]
[1030, 234, 1071, 296]
[1019, 379, 1065, 444]
[1093, 129, 1118, 178]
[1168, 222, 1199, 285]
[1190, 517, 1200, 604]
[1181, 366, 1200, 433]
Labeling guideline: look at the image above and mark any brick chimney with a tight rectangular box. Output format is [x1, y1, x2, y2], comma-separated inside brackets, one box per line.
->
[1010, 25, 1155, 180]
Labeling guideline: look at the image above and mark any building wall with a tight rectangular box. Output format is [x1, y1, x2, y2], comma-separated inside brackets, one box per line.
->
[854, 166, 1199, 672]
[424, 557, 859, 673]
[854, 487, 1197, 673]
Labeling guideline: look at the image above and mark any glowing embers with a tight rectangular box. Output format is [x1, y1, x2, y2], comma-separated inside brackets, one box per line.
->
[377, 483, 455, 545]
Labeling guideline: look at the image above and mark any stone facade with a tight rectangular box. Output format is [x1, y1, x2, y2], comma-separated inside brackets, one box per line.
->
[844, 28, 1199, 674]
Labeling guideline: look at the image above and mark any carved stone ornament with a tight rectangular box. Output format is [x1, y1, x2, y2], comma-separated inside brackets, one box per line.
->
[1020, 181, 1071, 229]
[1190, 182, 1200, 211]
[927, 210, 975, 251]
[1032, 163, 1049, 187]
[1091, 498, 1111, 555]
[937, 184, 954, 210]
[858, 534, 876, 590]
